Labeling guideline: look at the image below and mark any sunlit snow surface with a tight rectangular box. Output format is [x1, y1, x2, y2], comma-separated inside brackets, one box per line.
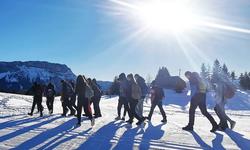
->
[0, 90, 250, 150]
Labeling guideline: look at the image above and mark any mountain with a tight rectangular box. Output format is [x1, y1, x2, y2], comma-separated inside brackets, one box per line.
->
[0, 61, 112, 94]
[0, 61, 76, 94]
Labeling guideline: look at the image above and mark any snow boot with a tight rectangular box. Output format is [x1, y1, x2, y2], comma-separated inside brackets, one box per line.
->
[210, 125, 219, 133]
[230, 121, 236, 130]
[182, 125, 193, 131]
[161, 119, 167, 123]
[121, 117, 125, 121]
[91, 118, 95, 126]
[115, 116, 121, 120]
[126, 119, 133, 124]
[28, 112, 33, 116]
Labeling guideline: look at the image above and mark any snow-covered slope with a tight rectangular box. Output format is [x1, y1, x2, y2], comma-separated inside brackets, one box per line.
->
[0, 90, 250, 150]
[0, 61, 76, 93]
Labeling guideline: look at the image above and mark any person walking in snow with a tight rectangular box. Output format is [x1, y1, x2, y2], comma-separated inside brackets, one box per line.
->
[135, 74, 148, 118]
[60, 80, 76, 117]
[45, 82, 56, 114]
[115, 73, 131, 121]
[89, 78, 102, 118]
[214, 78, 236, 130]
[182, 71, 218, 132]
[28, 82, 44, 117]
[75, 75, 95, 126]
[126, 74, 145, 125]
[146, 80, 167, 123]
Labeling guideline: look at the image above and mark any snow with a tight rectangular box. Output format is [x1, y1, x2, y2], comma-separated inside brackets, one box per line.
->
[0, 90, 250, 150]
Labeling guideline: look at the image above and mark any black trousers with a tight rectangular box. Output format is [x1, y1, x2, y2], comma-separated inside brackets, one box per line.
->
[31, 96, 43, 115]
[46, 97, 54, 113]
[148, 100, 166, 120]
[77, 97, 92, 123]
[71, 94, 77, 110]
[91, 97, 102, 116]
[117, 97, 130, 118]
[214, 105, 228, 129]
[188, 93, 217, 127]
[129, 98, 142, 122]
[62, 97, 75, 115]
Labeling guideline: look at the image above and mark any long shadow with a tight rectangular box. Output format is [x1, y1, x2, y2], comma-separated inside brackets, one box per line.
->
[0, 115, 61, 143]
[41, 127, 92, 150]
[0, 114, 25, 119]
[13, 118, 76, 149]
[190, 131, 212, 149]
[225, 129, 250, 149]
[113, 126, 140, 149]
[212, 132, 225, 150]
[0, 116, 45, 130]
[139, 122, 165, 150]
[77, 121, 124, 150]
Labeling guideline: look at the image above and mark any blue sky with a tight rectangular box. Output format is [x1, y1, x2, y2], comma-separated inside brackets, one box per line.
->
[0, 0, 250, 81]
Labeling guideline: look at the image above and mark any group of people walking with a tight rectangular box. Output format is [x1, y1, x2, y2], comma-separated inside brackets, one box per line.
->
[27, 71, 236, 131]
[28, 76, 102, 126]
[114, 73, 167, 126]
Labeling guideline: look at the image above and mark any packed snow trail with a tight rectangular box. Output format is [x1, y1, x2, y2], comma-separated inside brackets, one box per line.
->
[0, 90, 250, 150]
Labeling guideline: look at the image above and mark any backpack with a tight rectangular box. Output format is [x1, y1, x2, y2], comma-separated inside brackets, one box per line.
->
[223, 83, 235, 99]
[132, 83, 142, 100]
[158, 87, 164, 100]
[85, 85, 94, 99]
[66, 83, 74, 97]
[47, 89, 54, 97]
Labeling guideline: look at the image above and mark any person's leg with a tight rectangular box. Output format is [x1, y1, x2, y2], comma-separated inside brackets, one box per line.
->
[51, 97, 54, 114]
[66, 98, 75, 115]
[95, 97, 101, 117]
[157, 101, 167, 121]
[62, 99, 68, 116]
[117, 97, 122, 118]
[187, 95, 199, 127]
[93, 97, 98, 116]
[132, 99, 142, 122]
[29, 97, 37, 115]
[216, 103, 229, 129]
[147, 102, 157, 121]
[37, 97, 43, 117]
[123, 98, 132, 120]
[136, 98, 144, 118]
[198, 94, 218, 128]
[83, 99, 93, 120]
[46, 98, 50, 111]
[77, 99, 83, 124]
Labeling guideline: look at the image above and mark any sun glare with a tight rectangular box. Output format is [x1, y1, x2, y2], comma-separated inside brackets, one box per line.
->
[136, 1, 197, 32]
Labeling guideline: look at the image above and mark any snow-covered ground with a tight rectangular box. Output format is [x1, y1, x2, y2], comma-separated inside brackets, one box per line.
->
[0, 90, 250, 150]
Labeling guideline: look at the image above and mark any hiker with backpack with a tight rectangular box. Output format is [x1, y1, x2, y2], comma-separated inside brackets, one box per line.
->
[115, 73, 131, 121]
[126, 74, 145, 125]
[146, 80, 167, 123]
[28, 82, 44, 117]
[45, 82, 56, 115]
[75, 75, 95, 126]
[214, 77, 236, 130]
[60, 80, 76, 117]
[90, 78, 103, 118]
[135, 74, 148, 118]
[182, 71, 218, 132]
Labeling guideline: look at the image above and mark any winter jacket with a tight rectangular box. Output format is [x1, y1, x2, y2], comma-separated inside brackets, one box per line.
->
[75, 81, 86, 100]
[214, 83, 227, 105]
[45, 83, 56, 98]
[137, 77, 148, 97]
[119, 79, 129, 98]
[150, 86, 164, 103]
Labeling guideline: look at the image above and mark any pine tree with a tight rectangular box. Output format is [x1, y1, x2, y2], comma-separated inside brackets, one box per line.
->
[211, 59, 221, 83]
[239, 73, 245, 89]
[200, 63, 210, 81]
[231, 71, 236, 81]
[222, 63, 230, 79]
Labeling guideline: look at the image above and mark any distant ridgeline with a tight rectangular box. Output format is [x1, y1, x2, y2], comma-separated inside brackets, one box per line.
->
[155, 67, 186, 93]
[0, 61, 112, 94]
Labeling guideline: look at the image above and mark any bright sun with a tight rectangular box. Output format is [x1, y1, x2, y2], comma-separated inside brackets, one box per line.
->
[135, 1, 197, 32]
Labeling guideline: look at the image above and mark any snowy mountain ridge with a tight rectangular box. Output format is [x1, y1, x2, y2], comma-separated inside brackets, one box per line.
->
[0, 61, 76, 93]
